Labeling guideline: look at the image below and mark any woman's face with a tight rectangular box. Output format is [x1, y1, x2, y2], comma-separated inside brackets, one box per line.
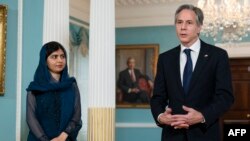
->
[47, 48, 66, 74]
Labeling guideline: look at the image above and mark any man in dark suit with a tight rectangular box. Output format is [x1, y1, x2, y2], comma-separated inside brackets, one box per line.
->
[118, 57, 149, 103]
[150, 4, 234, 141]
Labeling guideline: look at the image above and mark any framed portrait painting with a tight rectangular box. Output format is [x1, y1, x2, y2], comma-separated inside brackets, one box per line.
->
[116, 44, 159, 108]
[0, 5, 7, 95]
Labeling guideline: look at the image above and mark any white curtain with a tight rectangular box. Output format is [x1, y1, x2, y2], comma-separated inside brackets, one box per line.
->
[69, 23, 89, 141]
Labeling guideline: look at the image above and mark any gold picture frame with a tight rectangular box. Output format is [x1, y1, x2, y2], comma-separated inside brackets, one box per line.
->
[0, 5, 7, 95]
[116, 44, 159, 108]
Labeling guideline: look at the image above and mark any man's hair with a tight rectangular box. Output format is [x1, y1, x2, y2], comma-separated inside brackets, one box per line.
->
[127, 57, 135, 65]
[175, 4, 204, 26]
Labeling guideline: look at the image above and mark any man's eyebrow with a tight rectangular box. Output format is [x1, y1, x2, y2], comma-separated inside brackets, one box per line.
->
[177, 19, 194, 22]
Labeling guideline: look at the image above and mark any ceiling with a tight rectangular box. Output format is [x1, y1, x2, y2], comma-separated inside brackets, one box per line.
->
[115, 0, 184, 6]
[70, 0, 198, 27]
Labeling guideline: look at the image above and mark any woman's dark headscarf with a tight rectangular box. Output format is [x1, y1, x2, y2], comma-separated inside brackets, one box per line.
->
[27, 41, 75, 91]
[26, 41, 77, 139]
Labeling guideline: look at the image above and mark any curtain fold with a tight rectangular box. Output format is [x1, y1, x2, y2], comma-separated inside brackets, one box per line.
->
[69, 23, 89, 141]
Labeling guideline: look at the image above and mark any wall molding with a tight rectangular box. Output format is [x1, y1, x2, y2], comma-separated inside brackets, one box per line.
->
[115, 0, 197, 27]
[16, 0, 23, 140]
[116, 123, 158, 128]
[115, 4, 176, 27]
[71, 0, 197, 27]
[216, 42, 250, 58]
[70, 16, 89, 29]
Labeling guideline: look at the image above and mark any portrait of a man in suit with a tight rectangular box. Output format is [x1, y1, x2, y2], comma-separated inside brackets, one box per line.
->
[117, 57, 153, 104]
[150, 4, 234, 141]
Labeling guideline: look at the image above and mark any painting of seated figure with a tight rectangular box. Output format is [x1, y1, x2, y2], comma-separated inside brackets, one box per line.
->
[116, 44, 159, 108]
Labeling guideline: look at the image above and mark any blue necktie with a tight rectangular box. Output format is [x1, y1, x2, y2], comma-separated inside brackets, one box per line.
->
[183, 49, 193, 94]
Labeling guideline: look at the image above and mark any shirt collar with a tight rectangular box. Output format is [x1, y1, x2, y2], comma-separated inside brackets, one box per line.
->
[180, 38, 201, 53]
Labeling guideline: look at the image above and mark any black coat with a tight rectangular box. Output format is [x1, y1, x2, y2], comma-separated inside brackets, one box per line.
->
[150, 40, 234, 141]
[118, 68, 142, 94]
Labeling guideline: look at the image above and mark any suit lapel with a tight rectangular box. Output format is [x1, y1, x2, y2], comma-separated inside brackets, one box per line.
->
[188, 41, 211, 92]
[172, 46, 184, 93]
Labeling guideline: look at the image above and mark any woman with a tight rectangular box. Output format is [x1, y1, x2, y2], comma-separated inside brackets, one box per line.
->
[26, 41, 82, 141]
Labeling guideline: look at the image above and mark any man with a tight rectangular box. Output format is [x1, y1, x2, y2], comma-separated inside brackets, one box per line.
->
[150, 4, 234, 141]
[118, 57, 149, 103]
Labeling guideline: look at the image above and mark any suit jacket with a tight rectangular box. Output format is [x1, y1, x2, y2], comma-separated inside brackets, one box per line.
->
[118, 68, 142, 94]
[150, 40, 234, 141]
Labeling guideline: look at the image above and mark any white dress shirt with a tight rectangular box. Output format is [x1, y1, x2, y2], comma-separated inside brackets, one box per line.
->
[180, 39, 201, 85]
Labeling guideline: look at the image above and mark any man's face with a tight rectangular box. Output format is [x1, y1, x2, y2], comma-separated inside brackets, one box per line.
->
[175, 9, 201, 47]
[127, 59, 135, 69]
